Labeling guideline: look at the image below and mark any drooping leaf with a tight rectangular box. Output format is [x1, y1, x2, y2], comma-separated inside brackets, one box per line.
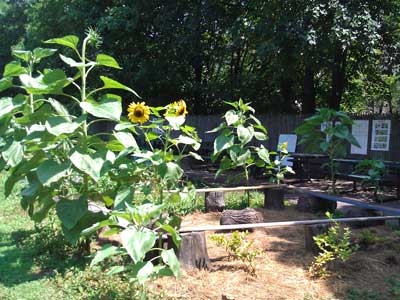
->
[120, 228, 156, 263]
[45, 116, 82, 136]
[90, 244, 122, 266]
[0, 77, 13, 92]
[70, 151, 113, 182]
[80, 95, 122, 121]
[3, 141, 24, 167]
[114, 187, 134, 210]
[37, 160, 69, 186]
[114, 131, 139, 151]
[100, 76, 140, 98]
[56, 196, 88, 230]
[161, 249, 180, 277]
[213, 134, 234, 154]
[12, 50, 31, 62]
[3, 61, 27, 77]
[0, 95, 25, 115]
[48, 98, 71, 121]
[158, 162, 183, 185]
[96, 54, 121, 69]
[257, 146, 270, 164]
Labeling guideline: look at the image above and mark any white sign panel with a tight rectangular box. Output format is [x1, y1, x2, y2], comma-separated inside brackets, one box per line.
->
[351, 120, 369, 155]
[371, 120, 391, 151]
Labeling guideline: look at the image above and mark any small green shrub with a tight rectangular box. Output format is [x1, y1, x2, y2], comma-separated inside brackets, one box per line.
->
[210, 230, 260, 275]
[57, 267, 167, 300]
[357, 229, 383, 247]
[309, 212, 358, 278]
[346, 275, 400, 300]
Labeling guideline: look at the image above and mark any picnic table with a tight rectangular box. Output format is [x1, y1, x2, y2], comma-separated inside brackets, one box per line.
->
[333, 158, 400, 197]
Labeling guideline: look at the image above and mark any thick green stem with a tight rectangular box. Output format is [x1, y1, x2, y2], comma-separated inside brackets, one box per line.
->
[80, 36, 90, 194]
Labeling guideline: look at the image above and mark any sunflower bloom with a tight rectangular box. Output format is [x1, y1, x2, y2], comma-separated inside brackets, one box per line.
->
[173, 99, 188, 116]
[127, 102, 150, 124]
[281, 141, 288, 151]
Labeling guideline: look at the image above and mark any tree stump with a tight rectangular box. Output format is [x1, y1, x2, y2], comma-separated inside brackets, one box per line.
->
[205, 192, 225, 212]
[296, 194, 337, 213]
[220, 208, 263, 226]
[264, 187, 285, 210]
[177, 232, 210, 269]
[304, 223, 331, 255]
[337, 206, 383, 228]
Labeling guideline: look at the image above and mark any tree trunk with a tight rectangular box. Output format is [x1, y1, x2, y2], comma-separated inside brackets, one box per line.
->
[304, 223, 331, 254]
[330, 45, 347, 110]
[264, 187, 285, 210]
[220, 208, 263, 226]
[302, 63, 316, 113]
[178, 232, 210, 269]
[205, 192, 225, 212]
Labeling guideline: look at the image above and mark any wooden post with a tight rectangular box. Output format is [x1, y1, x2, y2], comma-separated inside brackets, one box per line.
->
[177, 232, 210, 269]
[264, 187, 285, 210]
[304, 223, 331, 254]
[205, 191, 225, 212]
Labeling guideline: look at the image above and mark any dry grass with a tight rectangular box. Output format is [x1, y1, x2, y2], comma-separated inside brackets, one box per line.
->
[152, 208, 400, 300]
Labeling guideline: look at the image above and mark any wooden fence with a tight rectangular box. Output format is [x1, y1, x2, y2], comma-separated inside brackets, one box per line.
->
[186, 113, 400, 161]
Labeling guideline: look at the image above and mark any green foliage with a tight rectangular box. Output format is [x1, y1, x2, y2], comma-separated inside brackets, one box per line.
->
[346, 275, 400, 300]
[57, 267, 167, 300]
[0, 29, 202, 283]
[258, 141, 295, 184]
[210, 99, 268, 185]
[354, 159, 386, 201]
[309, 212, 358, 278]
[224, 191, 264, 210]
[210, 230, 261, 275]
[295, 109, 360, 193]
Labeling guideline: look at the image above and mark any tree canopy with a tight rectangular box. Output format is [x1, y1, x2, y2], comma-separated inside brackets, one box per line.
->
[1, 0, 400, 114]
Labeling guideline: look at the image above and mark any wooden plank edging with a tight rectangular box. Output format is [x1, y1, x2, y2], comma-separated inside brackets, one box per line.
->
[287, 185, 400, 216]
[179, 216, 400, 233]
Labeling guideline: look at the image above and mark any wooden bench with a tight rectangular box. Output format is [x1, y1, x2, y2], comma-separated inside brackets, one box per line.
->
[335, 172, 371, 191]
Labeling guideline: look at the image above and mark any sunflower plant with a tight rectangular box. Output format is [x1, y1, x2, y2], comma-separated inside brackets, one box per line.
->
[209, 99, 268, 205]
[0, 29, 201, 282]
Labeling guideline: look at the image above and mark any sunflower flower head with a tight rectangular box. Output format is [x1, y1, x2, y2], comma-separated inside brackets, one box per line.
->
[127, 101, 150, 124]
[168, 99, 188, 117]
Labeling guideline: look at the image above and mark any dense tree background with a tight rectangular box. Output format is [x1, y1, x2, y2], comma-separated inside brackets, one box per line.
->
[1, 0, 400, 114]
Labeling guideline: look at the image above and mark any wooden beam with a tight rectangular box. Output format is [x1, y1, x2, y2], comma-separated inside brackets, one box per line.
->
[196, 184, 284, 193]
[179, 215, 400, 233]
[287, 185, 400, 216]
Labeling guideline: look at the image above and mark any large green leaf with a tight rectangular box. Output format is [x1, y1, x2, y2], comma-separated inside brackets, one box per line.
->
[0, 95, 25, 115]
[96, 54, 121, 69]
[225, 110, 239, 126]
[131, 262, 155, 283]
[213, 134, 234, 154]
[114, 131, 139, 151]
[100, 76, 140, 98]
[45, 116, 82, 136]
[158, 162, 183, 185]
[3, 141, 24, 167]
[37, 160, 69, 186]
[19, 69, 71, 94]
[114, 187, 134, 210]
[12, 50, 31, 62]
[237, 124, 254, 145]
[70, 150, 114, 181]
[48, 98, 71, 121]
[80, 95, 122, 121]
[120, 228, 156, 263]
[175, 135, 200, 151]
[161, 249, 180, 277]
[90, 244, 122, 266]
[32, 47, 57, 62]
[62, 210, 108, 244]
[45, 35, 79, 51]
[56, 196, 88, 230]
[31, 194, 56, 222]
[0, 77, 13, 92]
[3, 61, 27, 77]
[257, 146, 270, 164]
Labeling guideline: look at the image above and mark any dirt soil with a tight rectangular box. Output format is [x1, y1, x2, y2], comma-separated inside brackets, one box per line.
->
[152, 207, 400, 300]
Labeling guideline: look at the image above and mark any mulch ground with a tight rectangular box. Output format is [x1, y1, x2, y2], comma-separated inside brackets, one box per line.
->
[152, 207, 400, 300]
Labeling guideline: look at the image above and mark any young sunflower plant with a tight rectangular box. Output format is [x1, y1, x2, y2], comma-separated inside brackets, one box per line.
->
[209, 99, 268, 205]
[0, 29, 201, 282]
